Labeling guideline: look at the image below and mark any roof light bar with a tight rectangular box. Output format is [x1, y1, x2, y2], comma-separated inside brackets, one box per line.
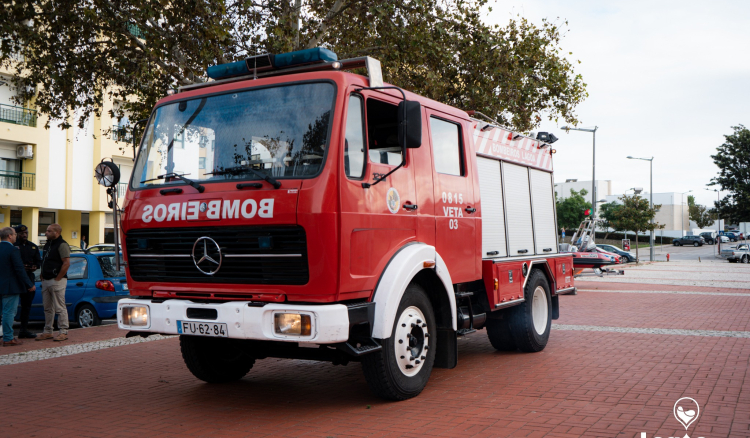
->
[207, 47, 338, 80]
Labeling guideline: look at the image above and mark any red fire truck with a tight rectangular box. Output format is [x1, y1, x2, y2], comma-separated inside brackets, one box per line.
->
[113, 47, 575, 400]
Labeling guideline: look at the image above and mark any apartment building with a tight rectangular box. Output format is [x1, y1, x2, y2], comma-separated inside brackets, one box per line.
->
[0, 64, 133, 246]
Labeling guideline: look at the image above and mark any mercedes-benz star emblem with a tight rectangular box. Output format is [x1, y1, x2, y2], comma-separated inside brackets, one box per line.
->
[192, 237, 222, 275]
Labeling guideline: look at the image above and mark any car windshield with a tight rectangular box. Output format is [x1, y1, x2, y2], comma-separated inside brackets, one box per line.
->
[132, 82, 335, 189]
[97, 255, 126, 278]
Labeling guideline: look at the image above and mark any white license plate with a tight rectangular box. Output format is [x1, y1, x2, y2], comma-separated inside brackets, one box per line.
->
[122, 284, 129, 290]
[177, 321, 228, 337]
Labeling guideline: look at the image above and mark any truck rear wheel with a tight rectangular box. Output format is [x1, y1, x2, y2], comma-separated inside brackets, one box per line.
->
[509, 269, 552, 353]
[180, 336, 255, 383]
[486, 316, 517, 351]
[362, 284, 436, 401]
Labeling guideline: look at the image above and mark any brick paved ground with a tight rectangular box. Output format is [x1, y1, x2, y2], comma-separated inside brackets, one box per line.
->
[1, 260, 748, 437]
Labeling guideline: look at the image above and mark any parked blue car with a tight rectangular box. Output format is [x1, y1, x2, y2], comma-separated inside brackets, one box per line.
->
[20, 252, 130, 327]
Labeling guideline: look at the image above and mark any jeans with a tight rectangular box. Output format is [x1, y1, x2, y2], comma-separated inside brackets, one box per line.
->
[1, 294, 21, 342]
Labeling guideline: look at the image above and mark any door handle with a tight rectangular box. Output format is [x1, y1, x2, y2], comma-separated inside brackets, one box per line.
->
[402, 203, 418, 211]
[76, 282, 84, 287]
[465, 206, 476, 213]
[517, 249, 529, 254]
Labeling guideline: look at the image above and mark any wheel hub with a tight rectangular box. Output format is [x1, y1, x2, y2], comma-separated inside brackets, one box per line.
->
[531, 286, 548, 336]
[394, 306, 429, 376]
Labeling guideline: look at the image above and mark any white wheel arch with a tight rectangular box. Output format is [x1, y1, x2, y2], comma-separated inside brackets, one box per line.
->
[371, 243, 456, 339]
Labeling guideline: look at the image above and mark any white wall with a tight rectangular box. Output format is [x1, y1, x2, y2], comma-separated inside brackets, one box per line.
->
[71, 115, 94, 211]
[47, 121, 67, 209]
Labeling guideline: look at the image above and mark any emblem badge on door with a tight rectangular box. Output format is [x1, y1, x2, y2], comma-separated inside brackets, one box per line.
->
[386, 188, 400, 214]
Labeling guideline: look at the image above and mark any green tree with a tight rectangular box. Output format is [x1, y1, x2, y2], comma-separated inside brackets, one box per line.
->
[710, 125, 750, 224]
[556, 189, 591, 234]
[613, 194, 663, 263]
[688, 196, 716, 229]
[597, 201, 621, 239]
[1, 0, 587, 131]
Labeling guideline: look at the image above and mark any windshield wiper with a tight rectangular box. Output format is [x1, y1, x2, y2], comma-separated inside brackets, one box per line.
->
[141, 173, 205, 193]
[206, 165, 281, 189]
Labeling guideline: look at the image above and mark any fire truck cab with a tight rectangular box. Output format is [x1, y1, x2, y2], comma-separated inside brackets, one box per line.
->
[116, 48, 575, 400]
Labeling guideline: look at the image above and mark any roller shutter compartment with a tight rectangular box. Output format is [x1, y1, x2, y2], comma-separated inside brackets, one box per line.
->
[502, 162, 535, 256]
[529, 169, 558, 255]
[476, 157, 507, 258]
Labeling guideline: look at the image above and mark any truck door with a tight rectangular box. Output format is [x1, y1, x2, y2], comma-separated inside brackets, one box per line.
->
[427, 111, 478, 283]
[339, 90, 418, 296]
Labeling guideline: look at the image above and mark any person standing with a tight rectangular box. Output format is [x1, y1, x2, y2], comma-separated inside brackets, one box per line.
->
[13, 224, 41, 339]
[80, 235, 87, 250]
[37, 224, 71, 342]
[0, 227, 36, 346]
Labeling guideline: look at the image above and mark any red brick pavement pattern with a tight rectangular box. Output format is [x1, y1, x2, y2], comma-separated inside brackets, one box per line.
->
[557, 291, 750, 332]
[577, 281, 750, 294]
[0, 324, 125, 356]
[1, 329, 749, 438]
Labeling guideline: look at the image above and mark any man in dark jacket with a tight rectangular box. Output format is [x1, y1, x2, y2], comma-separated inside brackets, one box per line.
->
[0, 227, 36, 346]
[13, 224, 41, 338]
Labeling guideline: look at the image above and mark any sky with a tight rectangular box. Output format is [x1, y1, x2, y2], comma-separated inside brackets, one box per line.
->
[483, 0, 750, 207]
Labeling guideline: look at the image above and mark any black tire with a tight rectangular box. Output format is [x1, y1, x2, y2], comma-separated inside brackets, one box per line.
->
[694, 242, 699, 247]
[742, 255, 749, 264]
[507, 269, 552, 353]
[362, 283, 437, 401]
[675, 241, 682, 246]
[486, 316, 517, 351]
[76, 303, 101, 328]
[673, 241, 679, 246]
[180, 336, 255, 383]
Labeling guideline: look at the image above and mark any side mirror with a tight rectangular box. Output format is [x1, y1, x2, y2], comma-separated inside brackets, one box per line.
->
[398, 100, 422, 149]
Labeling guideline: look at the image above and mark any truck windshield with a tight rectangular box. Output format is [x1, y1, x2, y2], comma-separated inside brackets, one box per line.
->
[132, 82, 335, 189]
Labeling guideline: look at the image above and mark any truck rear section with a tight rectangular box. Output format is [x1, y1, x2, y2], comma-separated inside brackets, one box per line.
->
[115, 48, 574, 400]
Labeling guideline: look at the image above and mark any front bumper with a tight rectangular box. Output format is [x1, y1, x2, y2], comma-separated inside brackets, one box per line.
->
[117, 299, 351, 344]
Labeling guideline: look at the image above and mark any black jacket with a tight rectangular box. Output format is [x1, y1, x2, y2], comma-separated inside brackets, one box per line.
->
[0, 242, 34, 296]
[42, 236, 69, 280]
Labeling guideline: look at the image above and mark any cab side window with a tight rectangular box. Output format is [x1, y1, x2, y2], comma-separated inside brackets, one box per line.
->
[366, 99, 402, 165]
[344, 95, 366, 179]
[67, 258, 88, 280]
[430, 117, 463, 176]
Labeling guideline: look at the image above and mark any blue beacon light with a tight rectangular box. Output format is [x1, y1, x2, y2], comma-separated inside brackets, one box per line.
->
[207, 47, 338, 80]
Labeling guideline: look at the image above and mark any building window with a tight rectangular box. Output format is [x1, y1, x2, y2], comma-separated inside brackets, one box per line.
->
[199, 157, 206, 169]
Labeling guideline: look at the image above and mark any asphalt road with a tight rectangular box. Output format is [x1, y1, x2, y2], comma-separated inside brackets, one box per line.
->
[639, 240, 746, 262]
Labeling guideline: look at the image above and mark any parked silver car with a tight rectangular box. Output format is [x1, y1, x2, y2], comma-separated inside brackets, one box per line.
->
[721, 243, 750, 263]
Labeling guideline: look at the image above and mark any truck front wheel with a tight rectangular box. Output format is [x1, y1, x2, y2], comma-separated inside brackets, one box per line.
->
[362, 284, 437, 401]
[509, 269, 552, 353]
[180, 336, 255, 383]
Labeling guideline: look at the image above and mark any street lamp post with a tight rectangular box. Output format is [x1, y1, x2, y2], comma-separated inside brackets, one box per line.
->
[627, 156, 655, 261]
[706, 188, 721, 254]
[679, 190, 692, 238]
[562, 126, 598, 219]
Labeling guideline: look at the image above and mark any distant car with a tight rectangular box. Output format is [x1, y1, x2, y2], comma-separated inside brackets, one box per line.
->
[21, 252, 129, 327]
[718, 235, 730, 243]
[86, 244, 120, 253]
[699, 232, 716, 244]
[596, 244, 636, 263]
[673, 235, 705, 247]
[721, 243, 750, 263]
[720, 231, 739, 242]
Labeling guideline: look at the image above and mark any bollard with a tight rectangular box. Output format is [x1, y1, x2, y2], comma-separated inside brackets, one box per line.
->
[667, 253, 670, 262]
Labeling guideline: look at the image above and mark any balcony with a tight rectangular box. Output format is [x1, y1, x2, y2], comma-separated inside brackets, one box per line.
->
[0, 103, 37, 127]
[112, 125, 133, 143]
[0, 171, 35, 190]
